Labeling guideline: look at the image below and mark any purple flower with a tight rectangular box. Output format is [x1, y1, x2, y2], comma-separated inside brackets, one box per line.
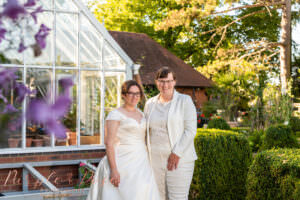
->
[35, 24, 50, 49]
[0, 90, 8, 103]
[0, 67, 18, 91]
[2, 104, 18, 114]
[51, 95, 72, 119]
[30, 6, 43, 23]
[18, 42, 26, 52]
[59, 77, 74, 96]
[59, 77, 74, 90]
[2, 0, 27, 20]
[15, 82, 34, 103]
[27, 99, 51, 123]
[27, 93, 72, 139]
[24, 0, 36, 7]
[46, 119, 67, 139]
[0, 28, 6, 42]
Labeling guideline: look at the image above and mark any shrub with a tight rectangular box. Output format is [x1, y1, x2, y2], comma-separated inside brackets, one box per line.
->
[246, 149, 300, 200]
[248, 130, 264, 153]
[231, 127, 251, 136]
[201, 101, 218, 117]
[190, 129, 252, 200]
[261, 125, 299, 150]
[290, 116, 300, 133]
[207, 118, 230, 130]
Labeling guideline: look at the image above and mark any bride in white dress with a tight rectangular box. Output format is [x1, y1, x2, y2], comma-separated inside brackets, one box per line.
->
[86, 80, 160, 200]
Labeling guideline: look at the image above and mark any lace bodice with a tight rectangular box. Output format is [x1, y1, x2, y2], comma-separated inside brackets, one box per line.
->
[106, 109, 146, 146]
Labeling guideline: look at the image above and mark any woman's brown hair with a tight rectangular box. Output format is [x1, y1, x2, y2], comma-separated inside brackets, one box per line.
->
[155, 66, 176, 80]
[121, 80, 144, 98]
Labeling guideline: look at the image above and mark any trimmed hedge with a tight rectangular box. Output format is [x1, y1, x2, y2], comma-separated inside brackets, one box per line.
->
[246, 149, 300, 200]
[248, 130, 264, 153]
[207, 118, 231, 130]
[189, 129, 252, 200]
[262, 125, 299, 150]
[231, 127, 251, 136]
[290, 116, 300, 133]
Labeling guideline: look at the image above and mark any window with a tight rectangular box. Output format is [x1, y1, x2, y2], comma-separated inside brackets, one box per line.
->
[0, 0, 133, 153]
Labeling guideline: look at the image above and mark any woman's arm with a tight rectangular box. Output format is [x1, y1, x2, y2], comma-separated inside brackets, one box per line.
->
[105, 120, 120, 187]
[172, 96, 197, 157]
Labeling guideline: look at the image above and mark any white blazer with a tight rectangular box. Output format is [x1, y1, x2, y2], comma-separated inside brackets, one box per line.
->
[144, 90, 198, 163]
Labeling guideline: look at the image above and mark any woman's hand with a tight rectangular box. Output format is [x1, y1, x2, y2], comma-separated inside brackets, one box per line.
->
[110, 169, 120, 187]
[167, 153, 180, 171]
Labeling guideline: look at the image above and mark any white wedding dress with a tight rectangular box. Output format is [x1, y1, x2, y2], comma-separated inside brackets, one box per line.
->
[86, 109, 160, 200]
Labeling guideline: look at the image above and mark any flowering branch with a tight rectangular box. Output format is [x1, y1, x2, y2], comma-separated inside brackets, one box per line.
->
[0, 0, 73, 141]
[0, 0, 50, 56]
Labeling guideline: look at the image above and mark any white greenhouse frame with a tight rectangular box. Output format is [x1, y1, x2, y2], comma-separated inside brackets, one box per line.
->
[0, 0, 135, 154]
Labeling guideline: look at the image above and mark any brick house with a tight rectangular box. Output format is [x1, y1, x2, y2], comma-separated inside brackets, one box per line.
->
[110, 31, 213, 109]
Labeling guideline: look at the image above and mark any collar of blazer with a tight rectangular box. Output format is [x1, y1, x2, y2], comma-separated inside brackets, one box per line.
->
[147, 90, 179, 147]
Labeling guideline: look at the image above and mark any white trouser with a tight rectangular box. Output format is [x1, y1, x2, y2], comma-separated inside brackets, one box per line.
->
[151, 149, 195, 200]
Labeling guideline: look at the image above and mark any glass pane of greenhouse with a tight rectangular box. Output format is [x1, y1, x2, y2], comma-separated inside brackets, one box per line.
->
[56, 13, 78, 67]
[0, 0, 132, 152]
[80, 70, 102, 145]
[0, 68, 23, 149]
[80, 15, 103, 69]
[103, 42, 126, 70]
[26, 68, 53, 148]
[105, 72, 125, 116]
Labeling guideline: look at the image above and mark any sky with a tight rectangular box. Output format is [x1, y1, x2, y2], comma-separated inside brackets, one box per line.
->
[293, 23, 300, 45]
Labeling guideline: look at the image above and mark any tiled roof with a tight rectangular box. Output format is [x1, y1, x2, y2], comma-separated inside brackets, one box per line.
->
[110, 31, 213, 87]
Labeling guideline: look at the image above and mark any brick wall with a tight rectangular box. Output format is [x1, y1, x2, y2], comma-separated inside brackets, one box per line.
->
[176, 87, 208, 109]
[0, 150, 105, 193]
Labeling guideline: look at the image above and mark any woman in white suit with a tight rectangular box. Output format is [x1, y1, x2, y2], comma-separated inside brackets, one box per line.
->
[144, 67, 198, 200]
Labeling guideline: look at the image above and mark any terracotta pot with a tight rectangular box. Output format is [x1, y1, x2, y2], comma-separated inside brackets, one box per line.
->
[8, 138, 20, 148]
[42, 135, 51, 146]
[68, 132, 76, 139]
[56, 139, 67, 146]
[68, 138, 77, 145]
[26, 138, 33, 147]
[32, 139, 43, 147]
[67, 132, 77, 146]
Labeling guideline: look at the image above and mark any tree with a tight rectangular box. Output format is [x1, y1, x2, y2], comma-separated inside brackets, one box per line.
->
[90, 0, 243, 67]
[156, 0, 300, 94]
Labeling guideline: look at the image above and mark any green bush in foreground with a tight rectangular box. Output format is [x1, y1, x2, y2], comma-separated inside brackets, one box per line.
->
[190, 129, 252, 200]
[290, 116, 300, 133]
[247, 149, 300, 200]
[248, 130, 264, 153]
[261, 125, 299, 150]
[230, 127, 251, 136]
[207, 118, 231, 130]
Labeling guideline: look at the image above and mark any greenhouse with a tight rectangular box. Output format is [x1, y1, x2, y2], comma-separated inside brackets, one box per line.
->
[0, 0, 135, 198]
[0, 0, 134, 152]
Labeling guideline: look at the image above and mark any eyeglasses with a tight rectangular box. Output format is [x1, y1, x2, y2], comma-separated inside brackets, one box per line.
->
[127, 92, 141, 97]
[157, 80, 174, 84]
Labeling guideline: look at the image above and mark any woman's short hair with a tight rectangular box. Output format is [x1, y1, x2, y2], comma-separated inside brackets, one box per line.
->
[155, 66, 176, 80]
[121, 80, 144, 97]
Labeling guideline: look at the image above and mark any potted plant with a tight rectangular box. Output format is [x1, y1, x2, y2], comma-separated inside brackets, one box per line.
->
[63, 104, 77, 145]
[27, 125, 46, 147]
[8, 137, 21, 148]
[26, 137, 33, 147]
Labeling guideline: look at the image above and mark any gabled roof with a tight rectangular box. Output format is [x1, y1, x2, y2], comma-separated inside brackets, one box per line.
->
[109, 31, 213, 87]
